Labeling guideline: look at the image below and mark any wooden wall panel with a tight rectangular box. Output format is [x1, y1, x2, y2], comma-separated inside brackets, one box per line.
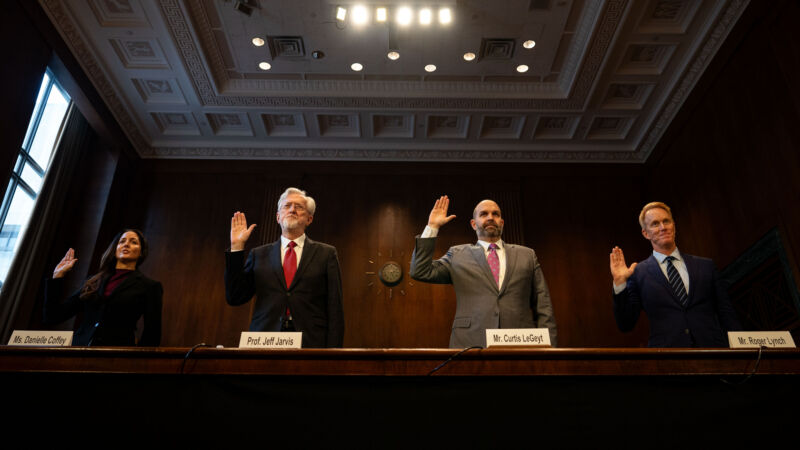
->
[520, 169, 650, 347]
[128, 161, 645, 348]
[136, 170, 268, 347]
[647, 0, 800, 291]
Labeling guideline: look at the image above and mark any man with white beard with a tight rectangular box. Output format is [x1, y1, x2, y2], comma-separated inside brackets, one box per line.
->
[224, 187, 344, 347]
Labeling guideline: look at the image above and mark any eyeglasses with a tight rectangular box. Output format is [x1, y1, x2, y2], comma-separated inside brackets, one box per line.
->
[280, 202, 306, 212]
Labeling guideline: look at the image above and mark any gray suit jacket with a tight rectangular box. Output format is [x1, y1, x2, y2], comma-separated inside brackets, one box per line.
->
[410, 236, 557, 348]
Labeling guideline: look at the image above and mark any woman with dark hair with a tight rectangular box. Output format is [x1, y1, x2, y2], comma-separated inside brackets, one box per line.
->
[44, 229, 162, 346]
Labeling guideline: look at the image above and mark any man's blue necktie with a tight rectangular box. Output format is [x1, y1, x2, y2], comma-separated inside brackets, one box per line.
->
[665, 256, 688, 307]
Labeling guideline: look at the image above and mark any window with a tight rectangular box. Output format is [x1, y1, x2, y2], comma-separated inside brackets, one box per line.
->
[0, 69, 72, 288]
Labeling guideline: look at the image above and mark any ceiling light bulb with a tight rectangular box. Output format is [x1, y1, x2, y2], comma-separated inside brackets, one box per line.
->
[397, 7, 412, 26]
[516, 64, 529, 73]
[439, 8, 452, 24]
[376, 7, 387, 22]
[424, 64, 437, 73]
[336, 7, 347, 21]
[352, 5, 369, 25]
[258, 62, 271, 70]
[351, 62, 363, 71]
[463, 52, 476, 61]
[420, 8, 432, 25]
[387, 51, 400, 60]
[523, 40, 536, 49]
[251, 37, 265, 47]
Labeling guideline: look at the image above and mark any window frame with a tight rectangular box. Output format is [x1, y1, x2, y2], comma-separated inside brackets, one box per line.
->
[0, 68, 72, 286]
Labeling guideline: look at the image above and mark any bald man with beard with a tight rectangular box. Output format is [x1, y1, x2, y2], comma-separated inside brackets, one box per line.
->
[410, 196, 557, 348]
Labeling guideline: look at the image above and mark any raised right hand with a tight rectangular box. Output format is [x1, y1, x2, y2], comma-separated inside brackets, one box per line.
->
[231, 211, 256, 251]
[53, 248, 77, 279]
[427, 195, 457, 229]
[609, 246, 637, 286]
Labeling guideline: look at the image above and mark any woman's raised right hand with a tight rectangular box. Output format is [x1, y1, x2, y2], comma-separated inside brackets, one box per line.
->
[53, 248, 77, 279]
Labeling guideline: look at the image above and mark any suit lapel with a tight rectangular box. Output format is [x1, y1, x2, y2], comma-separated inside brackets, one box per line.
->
[269, 240, 287, 290]
[646, 255, 677, 302]
[683, 253, 697, 305]
[291, 237, 318, 290]
[499, 244, 517, 295]
[470, 244, 499, 292]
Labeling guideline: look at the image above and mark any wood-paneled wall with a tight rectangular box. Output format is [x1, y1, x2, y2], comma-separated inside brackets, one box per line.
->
[646, 0, 800, 287]
[125, 161, 646, 348]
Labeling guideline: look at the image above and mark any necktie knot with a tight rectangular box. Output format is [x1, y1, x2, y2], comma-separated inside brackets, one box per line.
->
[489, 243, 498, 251]
[288, 241, 297, 249]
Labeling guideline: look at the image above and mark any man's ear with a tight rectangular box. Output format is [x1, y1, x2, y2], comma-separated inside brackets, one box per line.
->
[470, 219, 477, 230]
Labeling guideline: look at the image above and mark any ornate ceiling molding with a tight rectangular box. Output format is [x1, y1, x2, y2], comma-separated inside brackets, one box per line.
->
[38, 0, 750, 163]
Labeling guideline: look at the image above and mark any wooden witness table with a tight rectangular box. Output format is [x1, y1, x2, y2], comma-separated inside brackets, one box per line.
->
[2, 347, 799, 446]
[1, 346, 799, 375]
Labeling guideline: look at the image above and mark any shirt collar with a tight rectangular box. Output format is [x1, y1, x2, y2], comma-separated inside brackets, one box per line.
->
[281, 234, 307, 249]
[653, 248, 682, 264]
[477, 239, 504, 251]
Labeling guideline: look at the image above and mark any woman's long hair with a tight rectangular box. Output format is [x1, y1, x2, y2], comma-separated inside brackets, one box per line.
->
[79, 229, 149, 299]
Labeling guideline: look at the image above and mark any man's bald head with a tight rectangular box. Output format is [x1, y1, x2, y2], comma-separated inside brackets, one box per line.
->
[473, 200, 501, 219]
[471, 200, 504, 242]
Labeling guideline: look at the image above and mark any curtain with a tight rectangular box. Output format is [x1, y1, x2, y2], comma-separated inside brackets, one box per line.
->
[0, 106, 91, 342]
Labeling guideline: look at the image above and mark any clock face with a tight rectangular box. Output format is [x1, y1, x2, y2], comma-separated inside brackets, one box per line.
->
[378, 261, 403, 287]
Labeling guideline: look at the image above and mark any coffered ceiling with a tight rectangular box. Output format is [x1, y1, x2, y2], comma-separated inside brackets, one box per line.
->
[40, 0, 749, 162]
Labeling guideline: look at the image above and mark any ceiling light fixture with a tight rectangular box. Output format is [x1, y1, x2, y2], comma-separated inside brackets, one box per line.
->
[336, 7, 347, 21]
[352, 5, 369, 25]
[424, 64, 437, 72]
[523, 40, 536, 49]
[439, 8, 452, 24]
[251, 37, 265, 47]
[258, 62, 271, 70]
[463, 52, 476, 61]
[397, 7, 413, 26]
[387, 51, 400, 60]
[516, 64, 529, 73]
[351, 62, 364, 71]
[376, 7, 387, 22]
[420, 8, 432, 25]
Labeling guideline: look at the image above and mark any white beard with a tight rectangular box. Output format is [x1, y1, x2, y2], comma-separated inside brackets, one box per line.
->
[281, 217, 300, 230]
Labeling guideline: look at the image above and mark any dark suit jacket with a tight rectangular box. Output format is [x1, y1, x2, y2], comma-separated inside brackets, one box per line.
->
[43, 271, 163, 346]
[224, 237, 344, 348]
[613, 253, 741, 347]
[410, 237, 557, 348]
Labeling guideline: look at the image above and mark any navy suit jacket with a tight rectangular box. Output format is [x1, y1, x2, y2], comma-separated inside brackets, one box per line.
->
[613, 253, 741, 347]
[224, 237, 344, 348]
